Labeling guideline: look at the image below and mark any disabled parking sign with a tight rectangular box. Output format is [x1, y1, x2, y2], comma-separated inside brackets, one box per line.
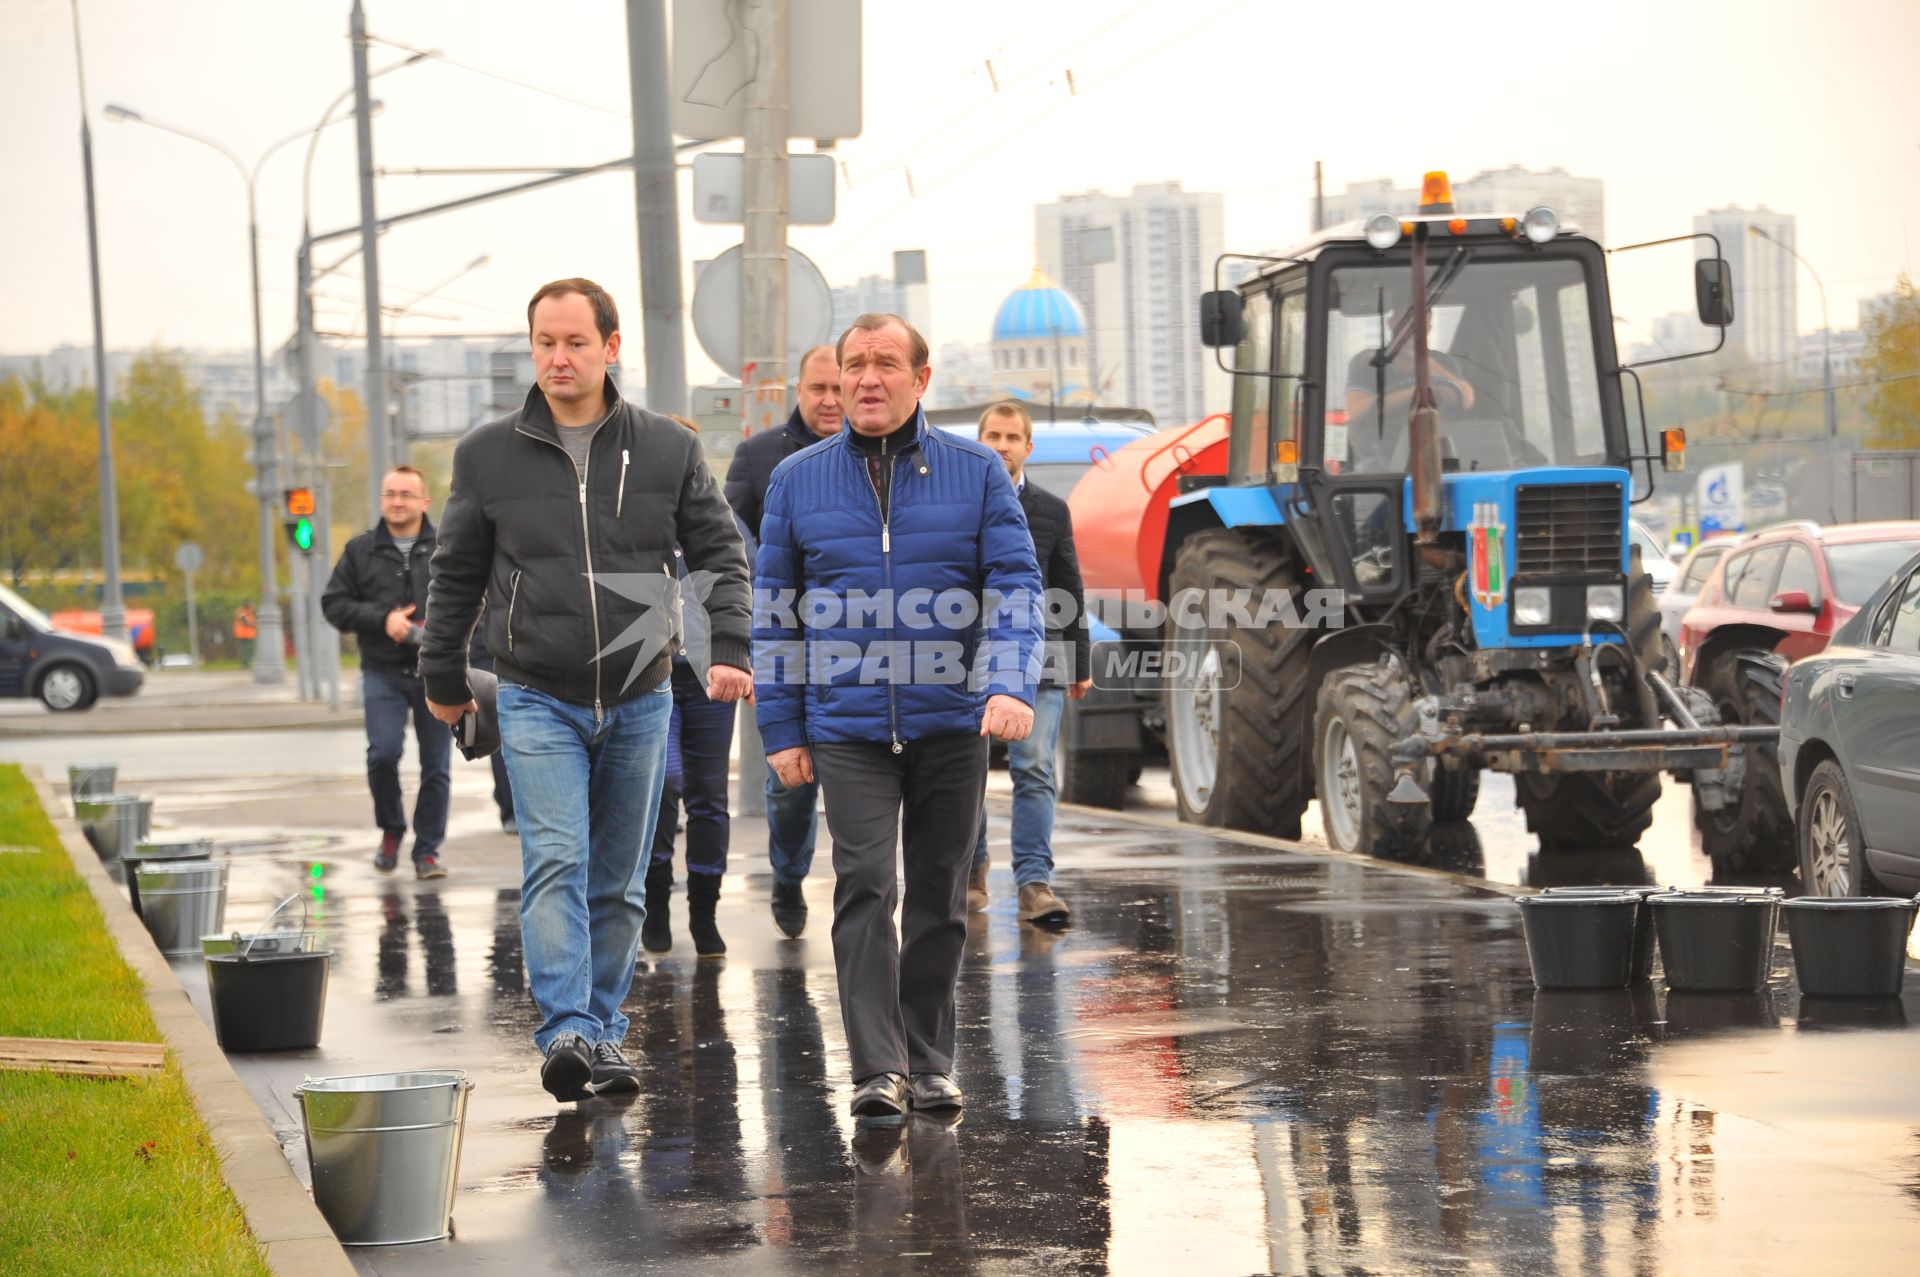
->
[1697, 462, 1745, 535]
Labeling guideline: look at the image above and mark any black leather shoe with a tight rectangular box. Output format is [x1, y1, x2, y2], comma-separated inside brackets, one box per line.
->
[771, 879, 808, 939]
[907, 1072, 964, 1111]
[850, 1071, 907, 1119]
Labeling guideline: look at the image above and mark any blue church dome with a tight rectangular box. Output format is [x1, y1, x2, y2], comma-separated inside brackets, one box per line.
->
[992, 269, 1086, 341]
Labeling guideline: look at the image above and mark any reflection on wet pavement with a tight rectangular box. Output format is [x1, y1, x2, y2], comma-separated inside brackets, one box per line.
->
[54, 760, 1920, 1273]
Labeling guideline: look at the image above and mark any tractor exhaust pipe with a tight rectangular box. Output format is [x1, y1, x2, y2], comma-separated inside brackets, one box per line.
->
[1408, 225, 1442, 545]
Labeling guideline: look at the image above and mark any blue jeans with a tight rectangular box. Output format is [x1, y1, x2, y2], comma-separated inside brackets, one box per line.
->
[973, 684, 1066, 888]
[766, 764, 820, 886]
[363, 667, 450, 862]
[498, 679, 672, 1051]
[651, 661, 736, 875]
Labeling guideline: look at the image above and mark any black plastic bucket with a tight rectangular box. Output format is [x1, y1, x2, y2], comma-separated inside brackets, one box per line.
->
[1797, 996, 1910, 1030]
[1516, 893, 1641, 990]
[205, 950, 331, 1051]
[1651, 891, 1782, 992]
[1541, 886, 1662, 982]
[1781, 896, 1919, 999]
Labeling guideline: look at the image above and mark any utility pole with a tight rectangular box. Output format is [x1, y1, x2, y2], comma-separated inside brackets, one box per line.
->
[69, 1, 126, 645]
[626, 0, 689, 415]
[351, 0, 390, 519]
[741, 0, 790, 440]
[1313, 160, 1324, 234]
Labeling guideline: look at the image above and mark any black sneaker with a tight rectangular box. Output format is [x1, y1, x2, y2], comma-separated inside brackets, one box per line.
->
[415, 853, 448, 880]
[374, 832, 401, 872]
[541, 1032, 593, 1101]
[771, 880, 808, 939]
[588, 1040, 641, 1096]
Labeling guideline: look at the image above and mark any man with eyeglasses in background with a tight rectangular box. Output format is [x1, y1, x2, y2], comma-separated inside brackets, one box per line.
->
[322, 464, 451, 879]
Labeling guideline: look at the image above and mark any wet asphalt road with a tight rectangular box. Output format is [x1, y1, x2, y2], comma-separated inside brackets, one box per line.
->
[8, 728, 1920, 1273]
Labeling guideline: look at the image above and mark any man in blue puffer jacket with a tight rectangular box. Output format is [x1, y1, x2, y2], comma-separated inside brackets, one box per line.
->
[755, 313, 1044, 1121]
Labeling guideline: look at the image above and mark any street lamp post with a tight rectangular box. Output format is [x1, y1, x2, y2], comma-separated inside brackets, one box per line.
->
[103, 106, 349, 684]
[69, 2, 127, 645]
[1748, 224, 1839, 522]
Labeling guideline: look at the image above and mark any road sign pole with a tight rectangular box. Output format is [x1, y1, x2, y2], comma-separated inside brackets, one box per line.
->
[741, 0, 790, 441]
[184, 568, 198, 668]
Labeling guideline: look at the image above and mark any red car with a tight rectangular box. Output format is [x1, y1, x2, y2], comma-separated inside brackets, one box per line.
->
[1678, 520, 1920, 874]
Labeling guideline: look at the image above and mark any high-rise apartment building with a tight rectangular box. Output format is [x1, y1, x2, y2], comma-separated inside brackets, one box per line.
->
[1035, 182, 1226, 426]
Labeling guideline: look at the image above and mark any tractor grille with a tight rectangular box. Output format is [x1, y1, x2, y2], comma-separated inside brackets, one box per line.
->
[1514, 483, 1622, 577]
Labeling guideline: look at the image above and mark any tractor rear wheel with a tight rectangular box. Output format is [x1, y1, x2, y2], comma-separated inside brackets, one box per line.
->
[1165, 529, 1313, 839]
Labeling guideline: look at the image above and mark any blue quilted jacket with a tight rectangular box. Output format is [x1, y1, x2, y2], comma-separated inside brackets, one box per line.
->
[753, 407, 1044, 751]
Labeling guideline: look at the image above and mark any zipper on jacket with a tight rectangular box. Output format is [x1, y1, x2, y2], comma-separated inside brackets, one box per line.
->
[507, 569, 522, 653]
[862, 433, 905, 754]
[515, 421, 605, 718]
[578, 467, 604, 720]
[617, 449, 630, 519]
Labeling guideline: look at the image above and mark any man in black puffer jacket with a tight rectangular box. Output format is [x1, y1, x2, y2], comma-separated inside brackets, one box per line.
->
[724, 342, 840, 939]
[420, 278, 753, 1104]
[322, 464, 448, 878]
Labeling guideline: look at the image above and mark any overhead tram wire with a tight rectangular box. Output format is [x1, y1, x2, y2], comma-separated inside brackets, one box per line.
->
[814, 0, 1260, 260]
[365, 32, 631, 118]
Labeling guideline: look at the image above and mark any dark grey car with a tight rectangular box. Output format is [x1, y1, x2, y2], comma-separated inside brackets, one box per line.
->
[0, 582, 145, 711]
[1780, 549, 1920, 894]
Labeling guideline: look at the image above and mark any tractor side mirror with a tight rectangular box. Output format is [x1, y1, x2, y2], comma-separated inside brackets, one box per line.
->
[1199, 290, 1244, 348]
[1695, 258, 1734, 328]
[1769, 590, 1817, 615]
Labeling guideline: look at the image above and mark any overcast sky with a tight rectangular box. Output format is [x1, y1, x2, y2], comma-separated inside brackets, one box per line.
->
[4, 0, 1918, 390]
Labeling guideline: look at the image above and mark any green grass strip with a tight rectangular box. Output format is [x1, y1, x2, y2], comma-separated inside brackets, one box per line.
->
[0, 765, 271, 1277]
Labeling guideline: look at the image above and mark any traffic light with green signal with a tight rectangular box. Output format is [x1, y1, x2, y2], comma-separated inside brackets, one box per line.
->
[284, 488, 316, 554]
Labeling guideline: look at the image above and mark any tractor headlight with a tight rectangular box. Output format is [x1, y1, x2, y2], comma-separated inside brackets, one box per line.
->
[1521, 206, 1559, 243]
[1586, 584, 1626, 623]
[1514, 586, 1552, 627]
[1364, 214, 1403, 251]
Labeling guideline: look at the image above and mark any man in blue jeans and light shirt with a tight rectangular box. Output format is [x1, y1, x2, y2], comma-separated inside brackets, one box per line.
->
[971, 401, 1092, 926]
[422, 277, 753, 1103]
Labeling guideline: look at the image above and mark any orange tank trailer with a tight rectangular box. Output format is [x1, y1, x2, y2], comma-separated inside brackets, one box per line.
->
[1067, 414, 1229, 606]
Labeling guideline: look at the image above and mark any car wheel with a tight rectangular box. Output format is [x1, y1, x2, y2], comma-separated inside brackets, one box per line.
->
[38, 662, 98, 712]
[1798, 759, 1885, 896]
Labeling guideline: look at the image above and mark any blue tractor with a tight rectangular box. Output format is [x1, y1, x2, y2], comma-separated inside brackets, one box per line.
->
[1157, 172, 1770, 857]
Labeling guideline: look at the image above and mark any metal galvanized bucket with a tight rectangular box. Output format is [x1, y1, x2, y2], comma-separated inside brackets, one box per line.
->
[202, 893, 321, 956]
[135, 861, 228, 957]
[294, 1071, 473, 1245]
[67, 762, 118, 809]
[77, 795, 152, 861]
[123, 840, 214, 917]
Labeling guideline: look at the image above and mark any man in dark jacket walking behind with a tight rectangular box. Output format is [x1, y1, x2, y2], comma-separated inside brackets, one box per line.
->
[421, 278, 753, 1103]
[322, 464, 449, 879]
[755, 314, 1044, 1120]
[970, 401, 1092, 925]
[724, 343, 841, 939]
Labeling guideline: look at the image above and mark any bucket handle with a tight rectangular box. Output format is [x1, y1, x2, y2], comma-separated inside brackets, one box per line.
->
[240, 893, 310, 959]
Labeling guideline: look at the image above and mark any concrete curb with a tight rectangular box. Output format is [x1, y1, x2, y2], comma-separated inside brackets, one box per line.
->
[25, 765, 358, 1277]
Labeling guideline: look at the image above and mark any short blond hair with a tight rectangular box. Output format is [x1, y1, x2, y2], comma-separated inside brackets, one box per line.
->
[977, 400, 1032, 443]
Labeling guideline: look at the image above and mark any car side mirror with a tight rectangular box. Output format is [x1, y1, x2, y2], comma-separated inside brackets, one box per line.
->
[1696, 258, 1734, 328]
[1199, 290, 1244, 349]
[1769, 589, 1816, 615]
[1, 614, 21, 641]
[1666, 543, 1689, 563]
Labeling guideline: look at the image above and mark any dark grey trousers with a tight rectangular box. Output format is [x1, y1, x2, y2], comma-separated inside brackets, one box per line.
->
[812, 733, 989, 1081]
